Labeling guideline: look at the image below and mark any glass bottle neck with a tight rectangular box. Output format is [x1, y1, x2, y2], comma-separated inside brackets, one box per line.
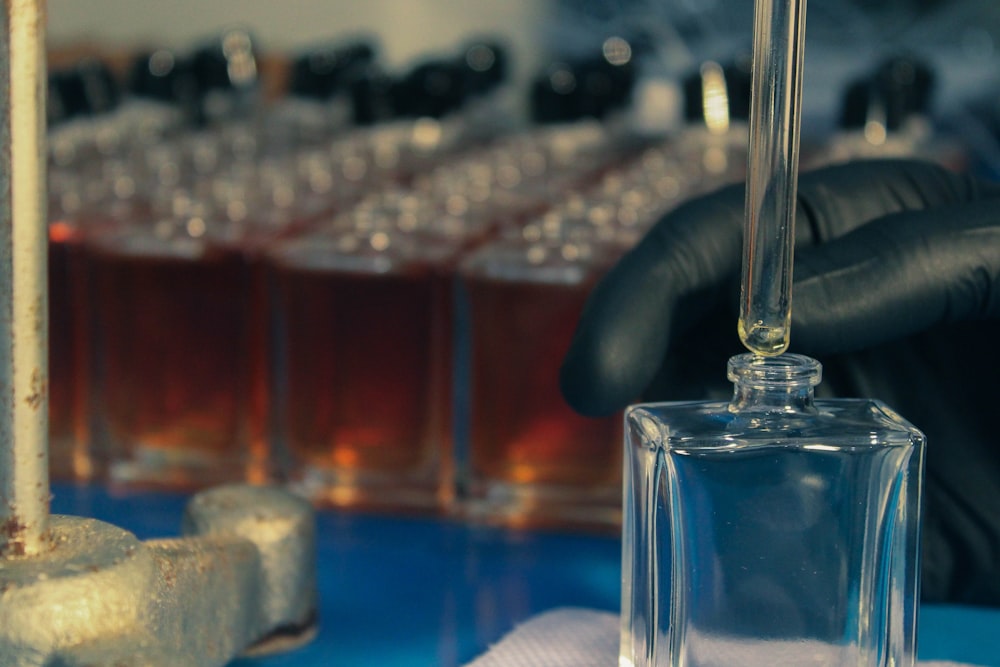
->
[731, 381, 816, 412]
[727, 353, 821, 413]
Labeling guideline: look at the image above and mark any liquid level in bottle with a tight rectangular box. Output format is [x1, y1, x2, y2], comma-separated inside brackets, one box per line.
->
[272, 259, 453, 508]
[89, 239, 267, 487]
[463, 276, 621, 521]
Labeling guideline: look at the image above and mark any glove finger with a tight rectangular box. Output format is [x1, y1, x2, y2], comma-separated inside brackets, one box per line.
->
[792, 198, 1000, 355]
[561, 160, 996, 417]
[795, 159, 991, 243]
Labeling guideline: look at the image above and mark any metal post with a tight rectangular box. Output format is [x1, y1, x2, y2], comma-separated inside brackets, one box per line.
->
[0, 0, 49, 557]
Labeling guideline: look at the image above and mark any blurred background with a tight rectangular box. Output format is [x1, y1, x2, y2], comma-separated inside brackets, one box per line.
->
[39, 0, 1000, 530]
[45, 0, 1000, 122]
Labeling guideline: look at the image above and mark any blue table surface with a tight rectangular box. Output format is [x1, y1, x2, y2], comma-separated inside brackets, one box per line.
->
[51, 484, 1000, 667]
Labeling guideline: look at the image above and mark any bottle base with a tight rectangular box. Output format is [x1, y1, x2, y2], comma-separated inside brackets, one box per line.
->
[286, 465, 451, 515]
[459, 479, 621, 532]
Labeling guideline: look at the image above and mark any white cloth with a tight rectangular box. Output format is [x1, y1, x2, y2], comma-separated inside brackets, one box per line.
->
[464, 607, 984, 667]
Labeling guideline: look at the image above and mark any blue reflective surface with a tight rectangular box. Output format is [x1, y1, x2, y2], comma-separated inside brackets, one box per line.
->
[51, 484, 1000, 667]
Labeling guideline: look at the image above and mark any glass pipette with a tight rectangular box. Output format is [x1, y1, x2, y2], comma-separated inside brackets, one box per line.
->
[739, 0, 808, 355]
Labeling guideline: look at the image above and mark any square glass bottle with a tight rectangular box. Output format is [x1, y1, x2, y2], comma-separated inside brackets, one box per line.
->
[621, 353, 925, 667]
[87, 214, 269, 489]
[458, 238, 622, 529]
[268, 228, 457, 512]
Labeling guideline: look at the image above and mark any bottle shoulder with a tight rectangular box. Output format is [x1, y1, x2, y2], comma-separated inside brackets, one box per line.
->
[626, 398, 925, 451]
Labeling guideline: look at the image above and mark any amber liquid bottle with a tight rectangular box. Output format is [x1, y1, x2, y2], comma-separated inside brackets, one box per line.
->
[87, 222, 268, 488]
[269, 230, 455, 510]
[458, 239, 621, 529]
[48, 189, 148, 481]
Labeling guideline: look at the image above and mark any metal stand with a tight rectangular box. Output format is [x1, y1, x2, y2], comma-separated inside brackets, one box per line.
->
[0, 3, 317, 664]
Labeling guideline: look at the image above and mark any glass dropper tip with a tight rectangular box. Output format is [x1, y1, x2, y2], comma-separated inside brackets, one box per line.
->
[738, 319, 790, 356]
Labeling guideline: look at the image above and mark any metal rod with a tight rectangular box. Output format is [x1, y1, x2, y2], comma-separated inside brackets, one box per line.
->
[0, 0, 49, 557]
[739, 0, 808, 356]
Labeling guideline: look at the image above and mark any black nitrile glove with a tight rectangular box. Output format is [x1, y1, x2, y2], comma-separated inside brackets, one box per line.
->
[560, 159, 1000, 606]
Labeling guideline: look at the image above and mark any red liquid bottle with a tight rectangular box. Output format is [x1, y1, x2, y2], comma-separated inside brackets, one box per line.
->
[47, 177, 149, 481]
[269, 230, 456, 511]
[458, 239, 621, 529]
[87, 213, 268, 489]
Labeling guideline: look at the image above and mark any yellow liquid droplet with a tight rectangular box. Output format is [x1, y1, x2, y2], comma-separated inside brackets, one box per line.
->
[739, 320, 789, 356]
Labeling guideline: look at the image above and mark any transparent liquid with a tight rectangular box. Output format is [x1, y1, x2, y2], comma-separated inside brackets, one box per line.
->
[738, 320, 789, 356]
[623, 396, 923, 667]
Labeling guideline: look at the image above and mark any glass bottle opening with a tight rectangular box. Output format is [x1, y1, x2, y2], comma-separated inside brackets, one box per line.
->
[727, 353, 822, 388]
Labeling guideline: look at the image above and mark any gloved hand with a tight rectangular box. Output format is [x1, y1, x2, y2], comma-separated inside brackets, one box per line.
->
[560, 159, 1000, 606]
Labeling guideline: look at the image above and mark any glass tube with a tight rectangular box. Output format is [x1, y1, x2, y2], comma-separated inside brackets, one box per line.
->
[739, 0, 808, 355]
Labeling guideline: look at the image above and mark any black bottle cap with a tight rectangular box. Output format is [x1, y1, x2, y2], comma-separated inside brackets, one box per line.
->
[75, 58, 121, 114]
[188, 28, 260, 95]
[392, 59, 465, 119]
[529, 39, 637, 124]
[838, 55, 935, 132]
[838, 77, 871, 130]
[289, 39, 377, 100]
[48, 58, 121, 123]
[128, 49, 195, 104]
[530, 62, 582, 123]
[349, 65, 397, 125]
[47, 72, 70, 126]
[875, 55, 935, 120]
[578, 54, 636, 119]
[456, 37, 509, 97]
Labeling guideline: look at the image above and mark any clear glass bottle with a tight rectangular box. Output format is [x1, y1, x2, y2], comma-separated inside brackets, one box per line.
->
[621, 353, 924, 667]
